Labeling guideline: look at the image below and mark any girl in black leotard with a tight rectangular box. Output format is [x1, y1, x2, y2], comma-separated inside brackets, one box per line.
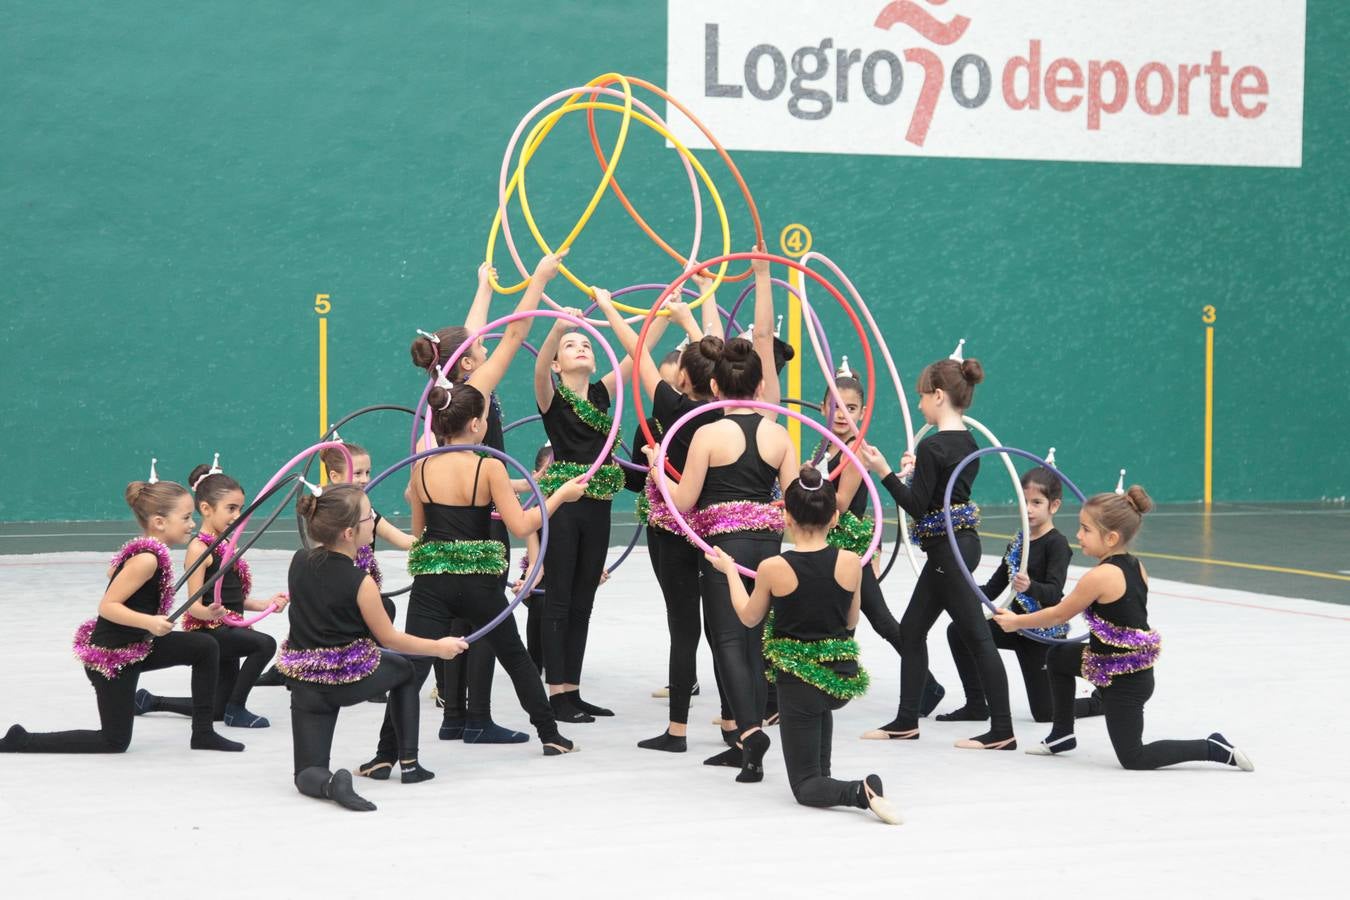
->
[994, 484, 1254, 771]
[1, 479, 241, 755]
[283, 484, 467, 811]
[707, 465, 899, 824]
[359, 383, 586, 777]
[135, 464, 288, 728]
[819, 373, 946, 717]
[594, 277, 728, 752]
[859, 350, 1017, 750]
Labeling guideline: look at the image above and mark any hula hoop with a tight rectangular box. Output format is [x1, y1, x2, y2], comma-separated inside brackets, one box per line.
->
[583, 74, 763, 283]
[170, 442, 354, 624]
[632, 252, 876, 482]
[411, 310, 623, 474]
[653, 399, 883, 579]
[365, 444, 548, 644]
[944, 446, 1089, 646]
[487, 83, 730, 317]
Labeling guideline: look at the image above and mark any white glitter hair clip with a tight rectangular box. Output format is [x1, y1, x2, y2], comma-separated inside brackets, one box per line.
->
[299, 477, 323, 498]
[1114, 469, 1127, 495]
[148, 457, 159, 485]
[416, 328, 441, 344]
[949, 338, 966, 362]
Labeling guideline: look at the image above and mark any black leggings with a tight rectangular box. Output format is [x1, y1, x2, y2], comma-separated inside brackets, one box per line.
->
[376, 573, 557, 757]
[777, 674, 862, 809]
[291, 653, 418, 798]
[2, 631, 219, 753]
[1047, 644, 1209, 769]
[859, 563, 941, 699]
[648, 526, 704, 725]
[437, 520, 507, 719]
[948, 621, 1053, 722]
[542, 498, 611, 685]
[150, 626, 277, 719]
[699, 531, 780, 733]
[898, 532, 1011, 733]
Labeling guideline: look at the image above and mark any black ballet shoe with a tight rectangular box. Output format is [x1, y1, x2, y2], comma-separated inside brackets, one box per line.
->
[919, 680, 946, 718]
[935, 703, 989, 723]
[736, 730, 771, 783]
[703, 747, 741, 768]
[190, 730, 245, 752]
[637, 731, 687, 753]
[540, 732, 577, 756]
[133, 689, 158, 716]
[0, 724, 30, 752]
[721, 727, 739, 748]
[1207, 733, 1254, 771]
[399, 759, 435, 783]
[222, 704, 269, 728]
[954, 730, 1017, 751]
[439, 718, 464, 741]
[567, 691, 614, 717]
[356, 755, 394, 780]
[1025, 733, 1077, 756]
[326, 769, 377, 812]
[254, 666, 285, 687]
[464, 719, 529, 744]
[549, 694, 595, 724]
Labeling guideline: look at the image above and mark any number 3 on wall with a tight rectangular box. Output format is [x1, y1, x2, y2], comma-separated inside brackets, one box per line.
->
[315, 293, 332, 315]
[1201, 305, 1216, 324]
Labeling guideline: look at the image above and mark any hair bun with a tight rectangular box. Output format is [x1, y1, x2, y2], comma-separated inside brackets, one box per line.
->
[296, 493, 318, 519]
[428, 385, 450, 412]
[697, 334, 724, 358]
[124, 481, 147, 508]
[799, 465, 824, 489]
[960, 358, 984, 385]
[410, 335, 438, 369]
[187, 464, 211, 488]
[1124, 484, 1153, 515]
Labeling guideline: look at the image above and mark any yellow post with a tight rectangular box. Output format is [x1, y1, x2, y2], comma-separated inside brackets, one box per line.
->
[1202, 305, 1216, 506]
[316, 293, 331, 484]
[779, 224, 813, 456]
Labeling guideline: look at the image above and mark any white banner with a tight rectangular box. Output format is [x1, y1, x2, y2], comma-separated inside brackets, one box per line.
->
[666, 0, 1305, 167]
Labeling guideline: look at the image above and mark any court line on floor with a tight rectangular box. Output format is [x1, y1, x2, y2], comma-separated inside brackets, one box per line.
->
[980, 530, 1350, 583]
[1150, 588, 1350, 622]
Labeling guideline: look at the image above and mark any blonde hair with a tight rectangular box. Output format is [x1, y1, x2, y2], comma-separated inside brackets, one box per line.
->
[124, 481, 190, 528]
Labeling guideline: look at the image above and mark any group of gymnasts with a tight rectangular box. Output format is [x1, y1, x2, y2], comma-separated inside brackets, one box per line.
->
[0, 247, 1254, 822]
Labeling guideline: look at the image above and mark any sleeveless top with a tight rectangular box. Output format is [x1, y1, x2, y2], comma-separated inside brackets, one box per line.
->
[772, 548, 854, 643]
[827, 449, 869, 518]
[419, 455, 493, 543]
[201, 551, 246, 615]
[698, 413, 778, 508]
[284, 550, 372, 651]
[1089, 555, 1151, 655]
[89, 559, 163, 649]
[541, 381, 613, 464]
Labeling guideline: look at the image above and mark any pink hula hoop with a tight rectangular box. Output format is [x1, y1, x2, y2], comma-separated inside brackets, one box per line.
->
[653, 400, 883, 579]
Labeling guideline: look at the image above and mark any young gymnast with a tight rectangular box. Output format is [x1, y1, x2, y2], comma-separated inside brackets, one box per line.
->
[134, 463, 287, 727]
[359, 382, 585, 777]
[282, 483, 467, 809]
[1, 478, 242, 754]
[532, 296, 667, 722]
[658, 254, 798, 781]
[859, 347, 1017, 749]
[818, 372, 946, 717]
[994, 485, 1253, 770]
[707, 465, 899, 824]
[939, 466, 1073, 724]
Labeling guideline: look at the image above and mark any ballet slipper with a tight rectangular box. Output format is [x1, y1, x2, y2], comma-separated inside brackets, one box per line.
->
[954, 735, 1017, 750]
[860, 727, 919, 740]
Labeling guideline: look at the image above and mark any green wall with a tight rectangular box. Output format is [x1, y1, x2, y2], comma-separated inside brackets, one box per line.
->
[2, 1, 1347, 522]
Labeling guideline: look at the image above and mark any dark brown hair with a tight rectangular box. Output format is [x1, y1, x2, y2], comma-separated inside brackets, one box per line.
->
[712, 337, 762, 400]
[296, 483, 366, 547]
[1021, 466, 1063, 503]
[680, 335, 723, 397]
[411, 326, 473, 382]
[186, 465, 243, 509]
[429, 383, 487, 441]
[1083, 485, 1153, 545]
[125, 481, 190, 529]
[783, 465, 836, 529]
[917, 357, 984, 410]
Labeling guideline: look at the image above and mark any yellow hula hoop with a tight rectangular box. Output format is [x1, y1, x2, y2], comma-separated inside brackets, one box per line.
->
[487, 73, 633, 296]
[514, 101, 730, 312]
[485, 85, 731, 316]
